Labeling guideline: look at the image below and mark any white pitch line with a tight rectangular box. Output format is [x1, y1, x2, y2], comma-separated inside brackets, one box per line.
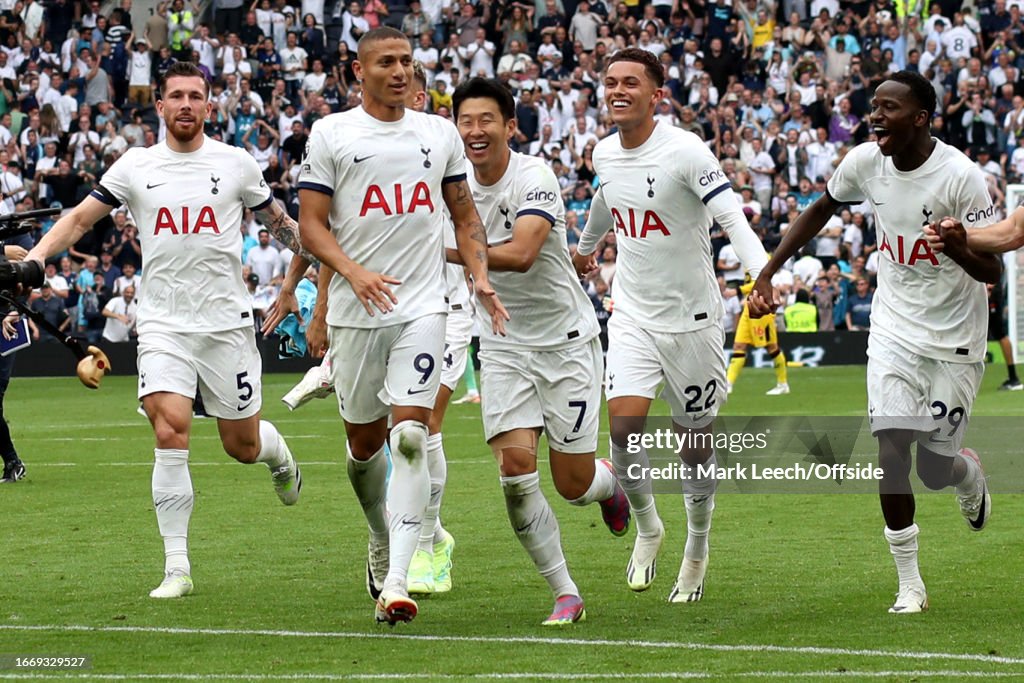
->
[0, 671, 1021, 681]
[1, 624, 1022, 666]
[25, 459, 490, 467]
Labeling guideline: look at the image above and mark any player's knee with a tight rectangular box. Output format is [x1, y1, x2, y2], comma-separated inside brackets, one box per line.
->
[609, 416, 644, 449]
[224, 433, 260, 464]
[490, 430, 538, 476]
[152, 420, 189, 450]
[390, 420, 429, 462]
[916, 449, 954, 490]
[552, 465, 591, 501]
[877, 434, 912, 478]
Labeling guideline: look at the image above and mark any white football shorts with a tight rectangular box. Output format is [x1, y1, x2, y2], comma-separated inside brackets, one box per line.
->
[328, 313, 447, 424]
[867, 336, 983, 457]
[137, 327, 263, 419]
[605, 313, 727, 429]
[441, 304, 473, 391]
[479, 336, 602, 454]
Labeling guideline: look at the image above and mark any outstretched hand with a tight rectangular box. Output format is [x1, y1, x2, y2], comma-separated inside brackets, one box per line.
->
[262, 288, 301, 336]
[474, 279, 510, 336]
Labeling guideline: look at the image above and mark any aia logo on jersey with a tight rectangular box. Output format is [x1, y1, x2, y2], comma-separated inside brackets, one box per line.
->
[154, 206, 220, 235]
[359, 182, 434, 217]
[611, 207, 671, 238]
[877, 230, 937, 266]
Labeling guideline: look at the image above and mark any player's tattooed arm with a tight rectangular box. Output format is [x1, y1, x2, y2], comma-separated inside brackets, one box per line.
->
[443, 178, 510, 334]
[255, 198, 317, 264]
[444, 179, 489, 275]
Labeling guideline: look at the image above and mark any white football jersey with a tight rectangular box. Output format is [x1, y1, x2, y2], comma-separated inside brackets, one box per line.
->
[469, 151, 598, 350]
[299, 107, 465, 329]
[591, 123, 729, 333]
[93, 136, 272, 335]
[828, 139, 991, 363]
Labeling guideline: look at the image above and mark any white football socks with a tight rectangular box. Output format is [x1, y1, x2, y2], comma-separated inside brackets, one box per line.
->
[346, 442, 389, 542]
[255, 420, 290, 470]
[610, 439, 661, 536]
[501, 471, 579, 598]
[569, 458, 616, 506]
[152, 448, 193, 576]
[885, 523, 923, 589]
[683, 452, 718, 561]
[955, 451, 980, 494]
[417, 432, 448, 554]
[384, 420, 430, 591]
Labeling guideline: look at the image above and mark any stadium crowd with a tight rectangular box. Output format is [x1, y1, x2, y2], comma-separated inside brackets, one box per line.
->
[3, 0, 1015, 341]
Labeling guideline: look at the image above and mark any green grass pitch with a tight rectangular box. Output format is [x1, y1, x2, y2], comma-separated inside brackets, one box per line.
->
[1, 365, 1023, 682]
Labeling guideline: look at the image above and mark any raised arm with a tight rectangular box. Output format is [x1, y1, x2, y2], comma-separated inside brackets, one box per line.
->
[749, 191, 842, 316]
[26, 195, 114, 265]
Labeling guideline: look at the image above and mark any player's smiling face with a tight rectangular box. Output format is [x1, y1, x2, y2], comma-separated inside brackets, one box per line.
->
[354, 38, 413, 109]
[868, 81, 928, 158]
[603, 60, 663, 130]
[158, 75, 211, 143]
[457, 97, 515, 169]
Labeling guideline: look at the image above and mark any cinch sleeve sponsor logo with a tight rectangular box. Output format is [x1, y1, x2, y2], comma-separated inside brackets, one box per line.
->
[698, 168, 726, 187]
[964, 205, 996, 223]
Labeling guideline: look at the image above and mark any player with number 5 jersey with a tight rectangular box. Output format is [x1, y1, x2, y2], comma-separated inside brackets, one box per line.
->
[26, 62, 309, 601]
[296, 28, 507, 626]
[574, 49, 768, 604]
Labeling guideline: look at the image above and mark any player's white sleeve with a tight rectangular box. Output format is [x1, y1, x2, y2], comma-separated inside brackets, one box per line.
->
[826, 144, 867, 204]
[239, 149, 274, 210]
[442, 119, 468, 184]
[296, 120, 335, 196]
[516, 163, 560, 224]
[577, 186, 610, 256]
[956, 166, 997, 229]
[705, 189, 767, 279]
[91, 147, 138, 207]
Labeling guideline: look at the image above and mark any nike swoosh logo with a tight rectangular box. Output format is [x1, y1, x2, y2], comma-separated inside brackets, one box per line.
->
[969, 492, 987, 530]
[563, 434, 585, 444]
[407, 387, 432, 395]
[237, 401, 254, 411]
[146, 182, 167, 189]
[353, 155, 375, 163]
[599, 181, 612, 190]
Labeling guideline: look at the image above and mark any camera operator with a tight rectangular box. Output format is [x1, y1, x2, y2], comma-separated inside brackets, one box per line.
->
[0, 225, 37, 484]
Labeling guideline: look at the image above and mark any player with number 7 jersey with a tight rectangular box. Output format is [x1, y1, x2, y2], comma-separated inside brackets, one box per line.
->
[453, 77, 631, 627]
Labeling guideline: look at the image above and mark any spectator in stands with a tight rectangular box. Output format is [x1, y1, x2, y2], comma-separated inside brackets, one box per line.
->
[30, 282, 69, 341]
[845, 277, 873, 331]
[101, 284, 137, 343]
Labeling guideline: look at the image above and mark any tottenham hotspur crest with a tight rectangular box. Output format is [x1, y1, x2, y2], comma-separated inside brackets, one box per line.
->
[921, 204, 933, 226]
[421, 146, 432, 169]
[210, 174, 221, 195]
[499, 205, 512, 230]
[646, 174, 656, 198]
